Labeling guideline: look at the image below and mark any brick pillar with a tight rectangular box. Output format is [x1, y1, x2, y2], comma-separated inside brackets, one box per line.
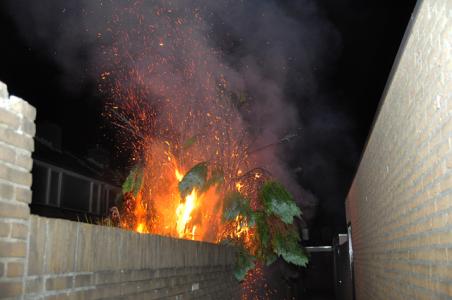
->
[0, 81, 36, 299]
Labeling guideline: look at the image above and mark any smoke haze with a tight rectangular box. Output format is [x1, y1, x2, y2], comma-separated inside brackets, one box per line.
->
[2, 0, 357, 232]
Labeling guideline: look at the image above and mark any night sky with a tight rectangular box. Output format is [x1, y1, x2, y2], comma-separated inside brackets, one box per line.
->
[0, 0, 416, 245]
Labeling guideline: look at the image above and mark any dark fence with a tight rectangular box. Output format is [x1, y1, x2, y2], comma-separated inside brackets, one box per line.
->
[31, 160, 121, 219]
[332, 233, 354, 300]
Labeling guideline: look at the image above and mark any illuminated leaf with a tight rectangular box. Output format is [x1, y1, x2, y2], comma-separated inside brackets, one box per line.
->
[261, 181, 301, 224]
[178, 162, 208, 198]
[255, 212, 270, 248]
[122, 165, 143, 197]
[271, 227, 308, 267]
[234, 247, 256, 281]
[222, 191, 248, 221]
[222, 191, 254, 225]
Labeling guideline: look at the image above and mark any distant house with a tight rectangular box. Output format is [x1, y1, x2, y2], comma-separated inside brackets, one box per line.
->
[31, 122, 121, 221]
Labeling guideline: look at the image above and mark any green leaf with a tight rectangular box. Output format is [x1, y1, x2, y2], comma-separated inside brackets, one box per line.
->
[265, 253, 277, 266]
[261, 181, 301, 224]
[222, 191, 254, 223]
[247, 211, 257, 227]
[122, 165, 144, 196]
[255, 213, 270, 248]
[271, 228, 308, 267]
[183, 135, 197, 149]
[234, 248, 256, 281]
[222, 191, 247, 221]
[178, 162, 208, 198]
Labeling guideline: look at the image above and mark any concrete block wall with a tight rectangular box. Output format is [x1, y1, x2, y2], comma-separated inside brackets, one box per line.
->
[345, 0, 451, 299]
[0, 81, 239, 299]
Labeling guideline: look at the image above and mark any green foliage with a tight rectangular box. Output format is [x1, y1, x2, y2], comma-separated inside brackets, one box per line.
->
[121, 160, 308, 282]
[271, 226, 309, 267]
[222, 191, 255, 226]
[122, 165, 144, 196]
[178, 162, 208, 198]
[222, 179, 308, 281]
[261, 181, 302, 224]
[234, 247, 256, 281]
[223, 191, 247, 220]
[255, 212, 270, 249]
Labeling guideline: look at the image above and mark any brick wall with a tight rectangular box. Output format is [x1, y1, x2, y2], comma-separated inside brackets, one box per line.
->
[0, 81, 239, 299]
[345, 0, 451, 299]
[0, 81, 36, 299]
[24, 216, 238, 300]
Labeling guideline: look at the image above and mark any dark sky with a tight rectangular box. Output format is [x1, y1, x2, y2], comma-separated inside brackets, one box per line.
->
[0, 0, 416, 243]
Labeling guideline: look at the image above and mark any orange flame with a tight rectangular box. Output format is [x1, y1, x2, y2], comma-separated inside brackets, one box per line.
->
[192, 225, 197, 240]
[136, 223, 146, 233]
[175, 189, 198, 238]
[236, 181, 244, 192]
[120, 142, 225, 243]
[175, 169, 184, 182]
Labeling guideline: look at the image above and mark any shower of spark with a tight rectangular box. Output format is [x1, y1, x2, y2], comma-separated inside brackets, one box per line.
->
[101, 1, 256, 243]
[98, 2, 285, 297]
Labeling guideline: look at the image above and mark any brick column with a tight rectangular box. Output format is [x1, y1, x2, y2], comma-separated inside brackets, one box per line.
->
[0, 81, 36, 299]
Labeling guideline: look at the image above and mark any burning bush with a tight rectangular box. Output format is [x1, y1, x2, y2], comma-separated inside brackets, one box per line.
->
[115, 154, 308, 280]
[97, 0, 309, 282]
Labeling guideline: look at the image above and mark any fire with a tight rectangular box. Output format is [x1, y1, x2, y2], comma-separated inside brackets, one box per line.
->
[131, 193, 149, 233]
[118, 141, 226, 243]
[175, 189, 198, 238]
[235, 216, 249, 238]
[136, 223, 146, 233]
[175, 169, 184, 182]
[98, 3, 276, 297]
[192, 225, 197, 240]
[174, 168, 200, 238]
[102, 2, 258, 247]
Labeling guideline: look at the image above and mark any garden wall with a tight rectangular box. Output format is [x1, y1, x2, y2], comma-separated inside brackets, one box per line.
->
[345, 0, 452, 299]
[24, 216, 238, 300]
[0, 81, 239, 299]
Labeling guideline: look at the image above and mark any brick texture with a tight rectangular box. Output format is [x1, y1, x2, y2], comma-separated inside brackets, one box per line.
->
[0, 82, 35, 299]
[345, 1, 452, 299]
[21, 215, 238, 299]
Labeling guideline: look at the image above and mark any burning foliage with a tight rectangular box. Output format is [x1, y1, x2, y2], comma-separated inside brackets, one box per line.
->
[113, 151, 308, 281]
[95, 0, 308, 291]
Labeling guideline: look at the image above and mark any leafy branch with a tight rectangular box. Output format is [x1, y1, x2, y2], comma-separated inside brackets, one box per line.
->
[222, 178, 308, 281]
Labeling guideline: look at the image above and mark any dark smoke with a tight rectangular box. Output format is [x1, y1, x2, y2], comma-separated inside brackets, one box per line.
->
[2, 0, 358, 297]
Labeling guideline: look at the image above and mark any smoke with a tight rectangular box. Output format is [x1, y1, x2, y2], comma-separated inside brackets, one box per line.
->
[2, 0, 361, 297]
[2, 0, 354, 227]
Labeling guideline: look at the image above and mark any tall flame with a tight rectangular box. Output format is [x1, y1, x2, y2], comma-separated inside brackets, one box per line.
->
[175, 189, 197, 238]
[119, 143, 225, 243]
